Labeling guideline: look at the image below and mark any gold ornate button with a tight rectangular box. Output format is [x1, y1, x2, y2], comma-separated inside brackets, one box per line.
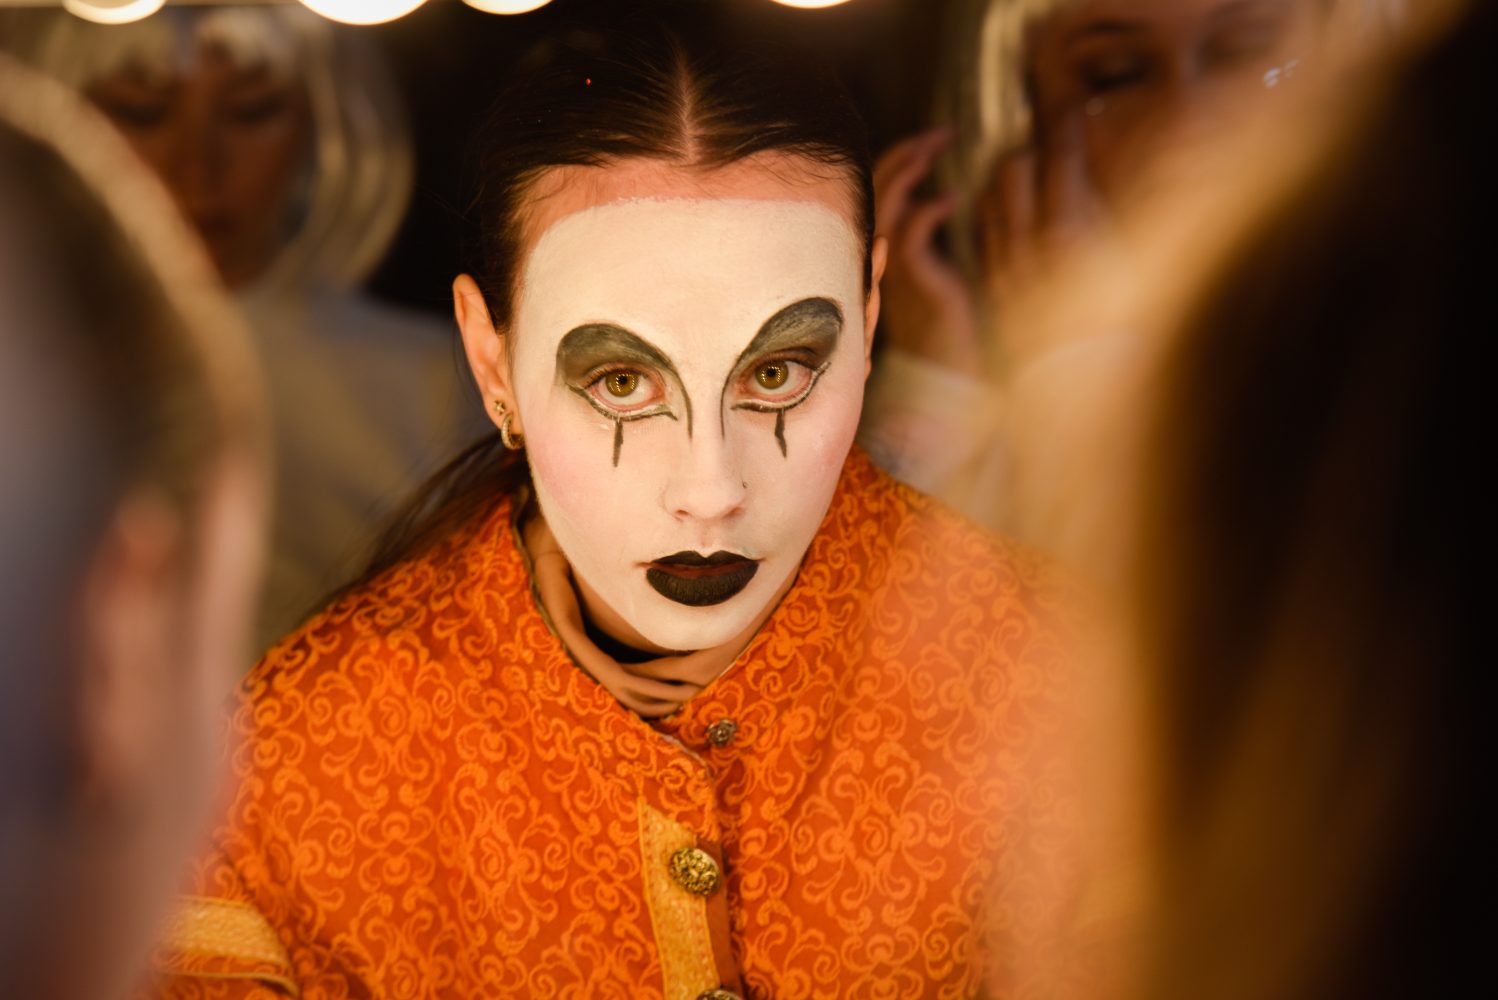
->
[705, 718, 738, 747]
[696, 991, 742, 1000]
[668, 847, 721, 896]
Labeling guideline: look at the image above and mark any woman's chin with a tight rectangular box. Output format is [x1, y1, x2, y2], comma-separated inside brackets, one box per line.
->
[625, 594, 767, 655]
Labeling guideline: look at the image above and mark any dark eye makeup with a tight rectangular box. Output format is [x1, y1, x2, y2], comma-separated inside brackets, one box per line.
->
[558, 325, 683, 468]
[553, 296, 844, 466]
[727, 297, 843, 457]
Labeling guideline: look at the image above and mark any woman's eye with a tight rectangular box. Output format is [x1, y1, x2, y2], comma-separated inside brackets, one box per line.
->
[98, 99, 170, 130]
[585, 367, 663, 412]
[739, 358, 819, 407]
[1077, 49, 1153, 95]
[756, 362, 790, 390]
[227, 95, 291, 126]
[605, 371, 639, 397]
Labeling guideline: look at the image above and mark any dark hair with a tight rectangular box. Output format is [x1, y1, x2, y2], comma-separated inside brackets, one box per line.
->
[353, 15, 873, 590]
[1125, 4, 1489, 997]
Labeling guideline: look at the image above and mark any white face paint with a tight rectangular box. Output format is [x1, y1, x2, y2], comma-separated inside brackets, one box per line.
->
[510, 197, 867, 652]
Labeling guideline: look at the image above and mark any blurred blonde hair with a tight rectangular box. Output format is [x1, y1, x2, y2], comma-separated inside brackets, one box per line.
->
[6, 5, 413, 293]
[933, 0, 1411, 277]
[0, 53, 262, 494]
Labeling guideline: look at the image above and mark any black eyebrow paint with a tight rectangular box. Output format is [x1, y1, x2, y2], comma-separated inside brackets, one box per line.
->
[558, 323, 688, 467]
[724, 297, 843, 457]
[556, 298, 843, 466]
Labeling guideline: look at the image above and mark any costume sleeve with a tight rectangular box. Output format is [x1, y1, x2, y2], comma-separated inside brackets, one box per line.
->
[146, 851, 299, 998]
[856, 346, 1010, 527]
[143, 617, 403, 1000]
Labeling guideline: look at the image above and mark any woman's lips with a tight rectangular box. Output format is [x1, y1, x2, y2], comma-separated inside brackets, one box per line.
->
[646, 551, 759, 607]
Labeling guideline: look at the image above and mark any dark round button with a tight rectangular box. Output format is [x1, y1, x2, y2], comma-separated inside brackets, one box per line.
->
[706, 718, 738, 747]
[668, 847, 721, 896]
[696, 990, 742, 1000]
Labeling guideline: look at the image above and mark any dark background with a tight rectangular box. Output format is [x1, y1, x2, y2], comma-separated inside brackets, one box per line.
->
[363, 0, 954, 314]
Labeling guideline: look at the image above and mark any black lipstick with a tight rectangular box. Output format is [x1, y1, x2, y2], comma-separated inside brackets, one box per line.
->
[645, 551, 759, 607]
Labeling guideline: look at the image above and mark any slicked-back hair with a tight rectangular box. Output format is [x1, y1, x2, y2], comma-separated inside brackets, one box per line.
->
[468, 16, 873, 330]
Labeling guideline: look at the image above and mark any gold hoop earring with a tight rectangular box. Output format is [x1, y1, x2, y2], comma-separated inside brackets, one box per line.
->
[493, 400, 524, 451]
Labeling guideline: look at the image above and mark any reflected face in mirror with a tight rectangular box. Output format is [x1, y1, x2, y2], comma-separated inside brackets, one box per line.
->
[1028, 0, 1318, 201]
[508, 160, 870, 653]
[86, 46, 310, 289]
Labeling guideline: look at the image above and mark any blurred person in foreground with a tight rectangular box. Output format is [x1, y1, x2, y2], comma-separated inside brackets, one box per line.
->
[1003, 0, 1484, 994]
[4, 6, 484, 654]
[860, 0, 1404, 530]
[0, 55, 265, 999]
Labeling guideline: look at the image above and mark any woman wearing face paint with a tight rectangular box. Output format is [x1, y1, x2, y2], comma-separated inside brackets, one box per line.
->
[148, 20, 1074, 1000]
[859, 0, 1405, 530]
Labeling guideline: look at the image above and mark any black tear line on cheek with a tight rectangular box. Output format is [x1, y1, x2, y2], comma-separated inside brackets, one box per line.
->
[775, 410, 786, 458]
[601, 410, 678, 468]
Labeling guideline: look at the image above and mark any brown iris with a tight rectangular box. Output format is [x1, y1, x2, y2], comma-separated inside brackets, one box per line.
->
[755, 362, 788, 390]
[604, 371, 639, 397]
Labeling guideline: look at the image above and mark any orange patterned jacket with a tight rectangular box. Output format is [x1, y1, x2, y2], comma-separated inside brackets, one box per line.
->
[152, 449, 1073, 999]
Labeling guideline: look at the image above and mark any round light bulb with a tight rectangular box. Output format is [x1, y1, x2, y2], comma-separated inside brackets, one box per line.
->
[61, 0, 167, 25]
[462, 0, 555, 13]
[298, 0, 429, 27]
[766, 0, 855, 8]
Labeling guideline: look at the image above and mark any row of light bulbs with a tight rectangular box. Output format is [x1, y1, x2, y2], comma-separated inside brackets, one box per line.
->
[62, 0, 854, 29]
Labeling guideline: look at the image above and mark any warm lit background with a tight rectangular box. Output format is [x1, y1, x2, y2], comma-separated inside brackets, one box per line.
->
[0, 0, 954, 313]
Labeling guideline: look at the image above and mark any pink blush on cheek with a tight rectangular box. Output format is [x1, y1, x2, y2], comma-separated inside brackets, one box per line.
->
[522, 406, 677, 557]
[523, 420, 605, 506]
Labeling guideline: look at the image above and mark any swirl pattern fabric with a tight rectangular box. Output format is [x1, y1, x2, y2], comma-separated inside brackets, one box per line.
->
[148, 449, 1077, 998]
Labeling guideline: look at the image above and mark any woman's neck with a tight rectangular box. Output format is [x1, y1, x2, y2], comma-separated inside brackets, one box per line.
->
[520, 505, 787, 717]
[580, 611, 660, 664]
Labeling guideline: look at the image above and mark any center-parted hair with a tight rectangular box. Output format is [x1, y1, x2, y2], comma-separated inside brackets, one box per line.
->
[467, 15, 873, 329]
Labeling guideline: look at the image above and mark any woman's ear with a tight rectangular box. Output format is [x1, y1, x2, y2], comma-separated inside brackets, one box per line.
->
[863, 235, 889, 375]
[453, 274, 522, 435]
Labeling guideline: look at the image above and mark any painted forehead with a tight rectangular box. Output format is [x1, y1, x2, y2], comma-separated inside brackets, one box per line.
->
[515, 196, 864, 349]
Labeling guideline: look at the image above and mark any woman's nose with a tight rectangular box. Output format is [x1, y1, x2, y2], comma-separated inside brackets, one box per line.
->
[661, 430, 748, 524]
[166, 117, 227, 218]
